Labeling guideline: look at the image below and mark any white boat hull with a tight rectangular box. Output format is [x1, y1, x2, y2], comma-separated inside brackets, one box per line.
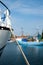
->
[0, 30, 11, 49]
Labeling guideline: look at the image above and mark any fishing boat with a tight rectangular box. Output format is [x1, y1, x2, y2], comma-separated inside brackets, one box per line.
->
[0, 1, 11, 50]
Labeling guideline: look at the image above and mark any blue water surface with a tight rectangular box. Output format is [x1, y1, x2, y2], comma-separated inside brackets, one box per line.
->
[0, 42, 43, 65]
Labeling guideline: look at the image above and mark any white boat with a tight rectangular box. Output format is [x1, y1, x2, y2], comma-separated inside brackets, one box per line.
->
[0, 1, 11, 50]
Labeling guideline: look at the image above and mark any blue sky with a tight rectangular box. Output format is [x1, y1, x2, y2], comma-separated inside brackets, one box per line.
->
[0, 0, 43, 35]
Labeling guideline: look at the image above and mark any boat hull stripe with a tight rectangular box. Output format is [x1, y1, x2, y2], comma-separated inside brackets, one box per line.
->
[0, 26, 10, 31]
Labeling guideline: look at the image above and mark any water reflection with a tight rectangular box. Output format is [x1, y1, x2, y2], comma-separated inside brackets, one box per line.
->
[0, 42, 43, 65]
[22, 45, 43, 65]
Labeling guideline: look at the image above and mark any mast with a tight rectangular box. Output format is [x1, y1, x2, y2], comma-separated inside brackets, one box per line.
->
[21, 27, 24, 36]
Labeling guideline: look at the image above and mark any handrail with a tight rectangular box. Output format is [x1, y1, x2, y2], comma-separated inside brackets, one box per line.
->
[0, 1, 10, 14]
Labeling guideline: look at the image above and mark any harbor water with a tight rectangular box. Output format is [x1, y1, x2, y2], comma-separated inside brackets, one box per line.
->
[0, 42, 43, 65]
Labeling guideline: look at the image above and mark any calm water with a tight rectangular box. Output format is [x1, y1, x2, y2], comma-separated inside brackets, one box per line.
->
[0, 42, 43, 65]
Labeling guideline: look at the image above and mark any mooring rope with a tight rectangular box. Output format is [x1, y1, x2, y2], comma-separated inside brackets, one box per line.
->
[11, 29, 30, 65]
[16, 40, 30, 65]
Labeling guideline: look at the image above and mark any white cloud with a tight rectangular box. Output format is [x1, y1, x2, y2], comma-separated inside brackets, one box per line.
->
[15, 8, 43, 15]
[10, 0, 43, 15]
[10, 0, 21, 10]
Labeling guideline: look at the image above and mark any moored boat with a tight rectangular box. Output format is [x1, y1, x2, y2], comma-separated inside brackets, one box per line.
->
[16, 38, 43, 46]
[0, 1, 11, 50]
